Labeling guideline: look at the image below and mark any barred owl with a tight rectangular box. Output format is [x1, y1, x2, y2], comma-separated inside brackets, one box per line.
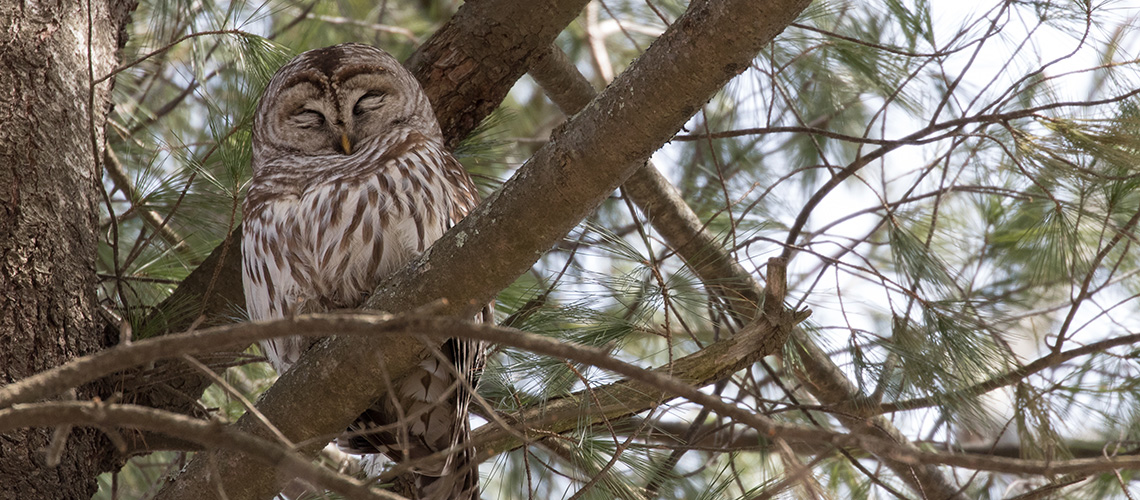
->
[242, 43, 485, 500]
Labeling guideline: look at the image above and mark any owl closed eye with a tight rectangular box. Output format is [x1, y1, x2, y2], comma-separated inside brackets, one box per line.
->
[353, 92, 386, 115]
[289, 109, 324, 128]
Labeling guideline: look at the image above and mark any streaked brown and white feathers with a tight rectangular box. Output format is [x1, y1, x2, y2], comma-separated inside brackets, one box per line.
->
[242, 43, 484, 500]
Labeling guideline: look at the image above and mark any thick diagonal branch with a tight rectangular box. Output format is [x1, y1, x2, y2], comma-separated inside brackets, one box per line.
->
[527, 44, 968, 500]
[153, 1, 810, 499]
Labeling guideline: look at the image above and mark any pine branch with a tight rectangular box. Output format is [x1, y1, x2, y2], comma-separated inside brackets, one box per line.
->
[9, 316, 1140, 485]
[102, 147, 197, 262]
[632, 418, 1140, 461]
[148, 1, 812, 499]
[468, 307, 800, 459]
[526, 41, 969, 500]
[883, 332, 1140, 413]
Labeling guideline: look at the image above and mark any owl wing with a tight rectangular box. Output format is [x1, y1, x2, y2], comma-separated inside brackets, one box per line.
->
[242, 190, 312, 373]
[335, 143, 488, 498]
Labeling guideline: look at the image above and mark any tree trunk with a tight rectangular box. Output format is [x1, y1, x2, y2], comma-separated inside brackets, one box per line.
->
[0, 0, 136, 498]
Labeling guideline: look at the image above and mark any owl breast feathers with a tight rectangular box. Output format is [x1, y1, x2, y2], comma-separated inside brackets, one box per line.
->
[242, 43, 484, 500]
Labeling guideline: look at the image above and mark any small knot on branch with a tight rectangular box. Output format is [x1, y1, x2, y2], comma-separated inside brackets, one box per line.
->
[763, 257, 787, 319]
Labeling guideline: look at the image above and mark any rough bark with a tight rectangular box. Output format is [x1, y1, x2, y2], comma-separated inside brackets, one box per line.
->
[406, 0, 593, 150]
[154, 0, 810, 498]
[0, 0, 136, 498]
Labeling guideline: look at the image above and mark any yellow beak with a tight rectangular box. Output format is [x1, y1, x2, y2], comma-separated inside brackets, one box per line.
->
[341, 134, 352, 155]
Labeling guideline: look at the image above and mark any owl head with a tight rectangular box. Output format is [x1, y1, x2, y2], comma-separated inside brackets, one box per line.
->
[251, 43, 440, 168]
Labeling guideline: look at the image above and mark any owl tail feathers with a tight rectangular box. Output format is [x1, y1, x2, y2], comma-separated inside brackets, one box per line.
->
[335, 349, 480, 499]
[338, 421, 480, 500]
[417, 457, 480, 500]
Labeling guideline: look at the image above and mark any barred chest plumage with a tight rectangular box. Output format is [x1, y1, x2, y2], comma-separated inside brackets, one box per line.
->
[242, 130, 472, 373]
